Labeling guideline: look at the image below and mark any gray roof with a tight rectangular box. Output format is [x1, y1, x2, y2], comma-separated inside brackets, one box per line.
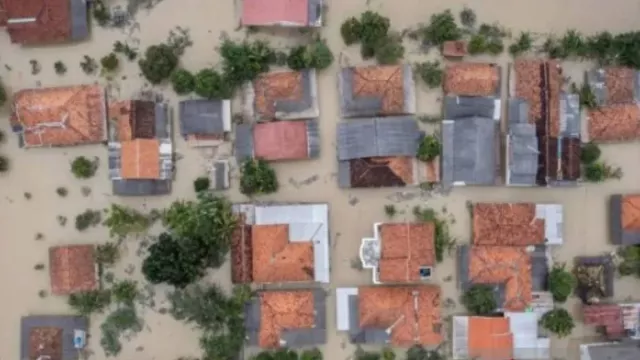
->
[112, 179, 172, 196]
[560, 93, 581, 138]
[21, 315, 89, 360]
[179, 99, 227, 137]
[444, 96, 499, 120]
[212, 161, 230, 190]
[347, 294, 389, 344]
[585, 341, 640, 360]
[587, 68, 640, 106]
[339, 64, 415, 118]
[307, 0, 323, 25]
[70, 0, 89, 41]
[244, 289, 326, 347]
[507, 99, 538, 186]
[609, 194, 640, 245]
[235, 123, 255, 162]
[336, 117, 420, 161]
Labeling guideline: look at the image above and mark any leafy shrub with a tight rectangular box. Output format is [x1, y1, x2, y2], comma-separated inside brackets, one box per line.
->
[112, 280, 138, 305]
[71, 156, 96, 179]
[468, 34, 487, 55]
[138, 44, 179, 84]
[95, 242, 120, 266]
[103, 204, 151, 238]
[219, 39, 274, 87]
[462, 285, 496, 315]
[459, 6, 476, 28]
[80, 55, 98, 75]
[549, 264, 576, 302]
[375, 34, 405, 65]
[56, 187, 68, 197]
[75, 209, 102, 231]
[171, 68, 195, 95]
[113, 41, 138, 60]
[194, 69, 232, 99]
[142, 232, 205, 287]
[509, 32, 533, 57]
[301, 348, 323, 360]
[92, 0, 111, 26]
[0, 155, 9, 172]
[415, 61, 443, 89]
[580, 142, 601, 164]
[416, 135, 441, 162]
[287, 40, 334, 70]
[193, 176, 210, 193]
[100, 307, 143, 356]
[100, 53, 119, 72]
[340, 17, 362, 45]
[618, 246, 640, 277]
[584, 162, 623, 182]
[0, 80, 6, 107]
[54, 61, 67, 75]
[240, 159, 278, 196]
[540, 308, 575, 337]
[421, 10, 461, 47]
[68, 289, 111, 315]
[359, 11, 391, 48]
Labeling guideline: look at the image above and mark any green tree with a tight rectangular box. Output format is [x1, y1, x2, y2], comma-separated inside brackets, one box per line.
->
[68, 289, 111, 315]
[287, 40, 334, 70]
[138, 44, 179, 84]
[300, 348, 323, 360]
[375, 34, 405, 65]
[462, 285, 496, 315]
[421, 10, 461, 47]
[548, 264, 576, 302]
[193, 176, 210, 192]
[239, 158, 279, 196]
[581, 142, 601, 164]
[584, 162, 607, 182]
[0, 155, 8, 172]
[0, 79, 6, 106]
[540, 308, 575, 337]
[416, 135, 441, 162]
[359, 11, 390, 49]
[340, 17, 362, 45]
[103, 204, 151, 238]
[219, 39, 274, 87]
[100, 53, 119, 72]
[95, 242, 120, 266]
[71, 156, 96, 179]
[111, 280, 138, 305]
[75, 209, 102, 231]
[194, 69, 233, 99]
[171, 68, 196, 95]
[415, 61, 443, 89]
[142, 232, 206, 288]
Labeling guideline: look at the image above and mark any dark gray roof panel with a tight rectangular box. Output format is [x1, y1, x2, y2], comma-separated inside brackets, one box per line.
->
[154, 103, 170, 139]
[70, 0, 89, 41]
[610, 195, 624, 245]
[587, 342, 640, 360]
[457, 245, 470, 292]
[508, 98, 529, 126]
[560, 93, 581, 138]
[347, 294, 389, 344]
[337, 161, 351, 188]
[530, 245, 549, 291]
[336, 117, 419, 161]
[507, 126, 538, 185]
[441, 121, 455, 187]
[586, 69, 608, 106]
[179, 100, 225, 136]
[112, 180, 171, 196]
[21, 315, 89, 360]
[339, 68, 384, 118]
[307, 119, 321, 159]
[235, 124, 254, 162]
[336, 119, 377, 160]
[445, 117, 497, 185]
[244, 297, 261, 346]
[444, 96, 498, 120]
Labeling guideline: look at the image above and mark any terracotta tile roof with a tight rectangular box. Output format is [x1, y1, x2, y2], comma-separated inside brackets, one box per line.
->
[242, 0, 308, 26]
[253, 121, 309, 161]
[604, 67, 636, 104]
[444, 63, 500, 96]
[378, 222, 436, 283]
[11, 85, 106, 147]
[425, 157, 440, 183]
[49, 245, 96, 295]
[109, 100, 157, 141]
[359, 285, 442, 346]
[468, 246, 532, 311]
[259, 290, 315, 347]
[254, 71, 304, 119]
[467, 317, 513, 360]
[120, 139, 161, 179]
[3, 0, 72, 44]
[583, 304, 625, 338]
[588, 104, 640, 141]
[29, 327, 63, 360]
[442, 41, 468, 58]
[251, 224, 314, 283]
[352, 65, 405, 115]
[473, 203, 545, 246]
[349, 156, 414, 188]
[621, 195, 640, 230]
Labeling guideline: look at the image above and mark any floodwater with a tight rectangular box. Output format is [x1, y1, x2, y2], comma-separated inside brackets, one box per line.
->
[1, 1, 640, 359]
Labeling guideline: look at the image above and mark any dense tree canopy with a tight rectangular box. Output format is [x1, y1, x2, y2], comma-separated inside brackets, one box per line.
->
[138, 44, 179, 84]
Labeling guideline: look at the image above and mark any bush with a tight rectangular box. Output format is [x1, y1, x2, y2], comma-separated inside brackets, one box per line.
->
[138, 44, 179, 84]
[287, 40, 334, 70]
[581, 142, 601, 164]
[618, 246, 640, 277]
[219, 39, 274, 87]
[509, 32, 533, 57]
[415, 61, 443, 89]
[462, 285, 496, 315]
[340, 17, 362, 45]
[240, 159, 278, 196]
[111, 280, 138, 305]
[71, 156, 96, 179]
[103, 204, 151, 238]
[56, 187, 68, 197]
[194, 69, 232, 99]
[75, 209, 102, 231]
[384, 205, 397, 218]
[413, 207, 455, 262]
[0, 155, 9, 172]
[80, 55, 98, 75]
[375, 34, 405, 65]
[100, 53, 119, 72]
[459, 6, 476, 28]
[359, 11, 391, 49]
[95, 242, 120, 266]
[300, 348, 323, 360]
[421, 10, 461, 47]
[171, 68, 195, 95]
[540, 308, 575, 337]
[416, 135, 441, 162]
[193, 176, 210, 193]
[584, 162, 607, 182]
[0, 81, 6, 107]
[548, 264, 576, 302]
[68, 289, 111, 315]
[54, 61, 67, 75]
[468, 34, 487, 55]
[142, 232, 205, 287]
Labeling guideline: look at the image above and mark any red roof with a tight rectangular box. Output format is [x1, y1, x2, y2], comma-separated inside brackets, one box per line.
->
[49, 245, 97, 295]
[468, 317, 513, 360]
[583, 304, 625, 338]
[242, 0, 308, 26]
[1, 0, 74, 44]
[253, 121, 309, 161]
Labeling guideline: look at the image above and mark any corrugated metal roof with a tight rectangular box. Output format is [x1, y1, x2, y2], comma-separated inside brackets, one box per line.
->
[587, 69, 609, 106]
[336, 287, 358, 331]
[452, 316, 469, 359]
[306, 119, 320, 158]
[21, 315, 89, 360]
[234, 123, 254, 162]
[586, 342, 640, 360]
[70, 0, 89, 41]
[112, 179, 171, 196]
[560, 93, 581, 138]
[444, 96, 500, 120]
[337, 161, 351, 188]
[610, 195, 626, 245]
[179, 99, 227, 136]
[336, 117, 419, 160]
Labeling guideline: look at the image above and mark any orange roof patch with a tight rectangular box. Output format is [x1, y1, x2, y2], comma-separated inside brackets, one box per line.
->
[259, 290, 315, 347]
[254, 71, 304, 119]
[251, 224, 314, 283]
[473, 203, 545, 246]
[253, 121, 309, 161]
[49, 245, 97, 295]
[604, 67, 635, 104]
[468, 317, 514, 360]
[11, 85, 106, 147]
[29, 327, 63, 360]
[588, 104, 640, 142]
[379, 223, 436, 282]
[352, 65, 405, 114]
[359, 285, 442, 346]
[468, 247, 532, 311]
[120, 139, 161, 179]
[622, 195, 640, 230]
[444, 63, 500, 96]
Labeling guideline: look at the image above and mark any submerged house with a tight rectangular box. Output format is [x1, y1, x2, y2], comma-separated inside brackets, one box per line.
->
[508, 59, 581, 186]
[235, 120, 320, 162]
[444, 62, 501, 97]
[241, 0, 323, 27]
[10, 85, 108, 148]
[610, 194, 640, 245]
[179, 99, 231, 147]
[21, 315, 89, 360]
[335, 285, 442, 346]
[0, 0, 89, 44]
[107, 100, 173, 196]
[231, 203, 330, 284]
[49, 244, 97, 295]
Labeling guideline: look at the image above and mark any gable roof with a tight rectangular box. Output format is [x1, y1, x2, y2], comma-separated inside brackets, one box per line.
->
[2, 0, 89, 44]
[49, 245, 96, 295]
[378, 223, 436, 283]
[444, 63, 501, 97]
[241, 0, 322, 27]
[339, 64, 416, 118]
[250, 69, 319, 121]
[179, 99, 231, 137]
[473, 203, 546, 246]
[253, 121, 310, 161]
[467, 317, 513, 360]
[11, 85, 107, 147]
[588, 104, 640, 142]
[342, 156, 415, 188]
[609, 194, 640, 245]
[21, 315, 89, 360]
[244, 289, 326, 348]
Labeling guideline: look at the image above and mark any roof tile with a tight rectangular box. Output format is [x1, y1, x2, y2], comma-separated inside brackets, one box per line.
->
[49, 245, 96, 295]
[242, 0, 309, 26]
[349, 156, 414, 188]
[588, 104, 640, 142]
[473, 203, 545, 246]
[622, 195, 640, 230]
[468, 317, 513, 360]
[29, 327, 63, 360]
[3, 0, 73, 44]
[120, 139, 161, 179]
[379, 223, 435, 283]
[254, 71, 304, 119]
[444, 62, 500, 96]
[352, 65, 405, 115]
[253, 121, 309, 161]
[251, 224, 314, 283]
[259, 290, 315, 347]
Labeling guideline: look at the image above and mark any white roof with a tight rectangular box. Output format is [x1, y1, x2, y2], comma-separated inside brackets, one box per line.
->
[336, 287, 358, 331]
[535, 204, 563, 245]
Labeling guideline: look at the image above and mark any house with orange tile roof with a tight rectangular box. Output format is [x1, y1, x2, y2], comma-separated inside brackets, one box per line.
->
[587, 67, 640, 142]
[508, 59, 582, 186]
[444, 62, 501, 97]
[244, 289, 326, 348]
[231, 203, 329, 284]
[107, 100, 173, 196]
[21, 315, 89, 360]
[244, 69, 319, 121]
[240, 0, 323, 27]
[235, 120, 319, 162]
[49, 245, 97, 295]
[335, 285, 442, 346]
[609, 194, 640, 245]
[472, 202, 564, 246]
[359, 222, 435, 284]
[0, 0, 89, 44]
[10, 85, 107, 148]
[338, 64, 416, 118]
[452, 314, 550, 359]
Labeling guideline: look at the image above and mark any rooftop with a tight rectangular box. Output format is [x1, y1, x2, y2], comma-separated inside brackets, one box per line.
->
[588, 104, 640, 142]
[250, 69, 319, 121]
[610, 194, 640, 245]
[444, 63, 501, 97]
[231, 203, 330, 284]
[241, 0, 322, 27]
[1, 0, 89, 44]
[49, 245, 96, 295]
[587, 67, 640, 106]
[442, 40, 468, 58]
[345, 156, 415, 188]
[253, 121, 310, 161]
[582, 342, 640, 360]
[178, 99, 232, 140]
[21, 315, 89, 360]
[583, 304, 625, 339]
[339, 64, 415, 118]
[11, 85, 107, 147]
[244, 289, 326, 348]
